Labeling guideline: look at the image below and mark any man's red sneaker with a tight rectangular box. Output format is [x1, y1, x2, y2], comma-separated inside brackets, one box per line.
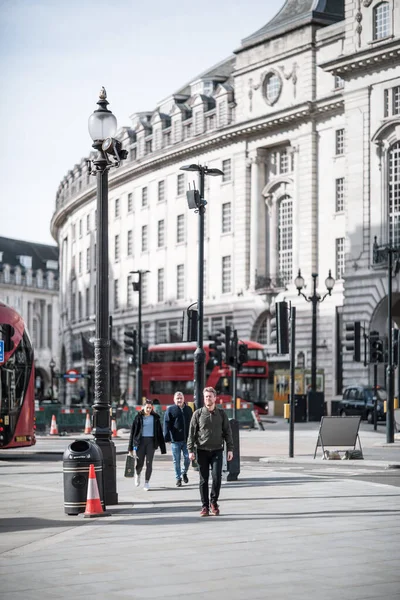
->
[210, 503, 220, 516]
[200, 506, 209, 517]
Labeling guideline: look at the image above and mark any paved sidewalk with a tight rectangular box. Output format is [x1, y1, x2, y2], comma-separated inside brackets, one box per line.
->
[1, 448, 400, 599]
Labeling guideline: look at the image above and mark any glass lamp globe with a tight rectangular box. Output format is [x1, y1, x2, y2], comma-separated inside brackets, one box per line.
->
[88, 110, 117, 142]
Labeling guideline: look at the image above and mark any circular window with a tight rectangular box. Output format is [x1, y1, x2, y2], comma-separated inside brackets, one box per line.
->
[263, 72, 282, 106]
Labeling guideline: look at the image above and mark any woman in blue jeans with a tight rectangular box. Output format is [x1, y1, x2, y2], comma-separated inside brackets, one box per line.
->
[163, 391, 193, 487]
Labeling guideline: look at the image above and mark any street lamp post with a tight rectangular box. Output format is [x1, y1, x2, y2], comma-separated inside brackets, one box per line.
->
[49, 358, 56, 400]
[131, 270, 149, 405]
[294, 270, 335, 395]
[180, 164, 223, 409]
[88, 87, 128, 505]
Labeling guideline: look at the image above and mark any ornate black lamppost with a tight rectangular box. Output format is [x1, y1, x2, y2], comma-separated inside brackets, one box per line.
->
[88, 87, 128, 505]
[294, 270, 335, 394]
[180, 164, 223, 409]
[49, 358, 56, 400]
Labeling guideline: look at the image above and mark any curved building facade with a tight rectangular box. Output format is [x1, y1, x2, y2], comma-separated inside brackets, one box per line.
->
[51, 0, 400, 409]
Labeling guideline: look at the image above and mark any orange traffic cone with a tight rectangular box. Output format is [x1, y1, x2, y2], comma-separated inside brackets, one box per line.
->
[84, 413, 92, 434]
[111, 418, 117, 438]
[49, 414, 59, 435]
[83, 464, 110, 518]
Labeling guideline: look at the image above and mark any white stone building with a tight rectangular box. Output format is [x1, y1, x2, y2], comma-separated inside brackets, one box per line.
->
[51, 0, 400, 408]
[0, 237, 59, 398]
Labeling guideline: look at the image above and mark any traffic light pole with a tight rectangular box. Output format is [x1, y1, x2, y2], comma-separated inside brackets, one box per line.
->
[386, 249, 395, 443]
[136, 271, 143, 406]
[373, 363, 378, 432]
[289, 306, 296, 458]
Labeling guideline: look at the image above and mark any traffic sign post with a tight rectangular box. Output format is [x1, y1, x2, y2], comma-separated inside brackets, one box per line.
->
[0, 340, 4, 364]
[64, 369, 86, 384]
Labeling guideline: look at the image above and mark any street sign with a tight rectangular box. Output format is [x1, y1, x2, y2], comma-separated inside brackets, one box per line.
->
[0, 340, 4, 364]
[65, 369, 80, 383]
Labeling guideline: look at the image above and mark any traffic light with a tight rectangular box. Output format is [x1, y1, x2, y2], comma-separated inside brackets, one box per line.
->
[0, 324, 15, 352]
[276, 301, 289, 355]
[393, 329, 399, 365]
[124, 329, 137, 364]
[369, 330, 383, 363]
[209, 331, 224, 366]
[224, 325, 233, 365]
[237, 343, 249, 372]
[186, 308, 197, 342]
[345, 321, 361, 361]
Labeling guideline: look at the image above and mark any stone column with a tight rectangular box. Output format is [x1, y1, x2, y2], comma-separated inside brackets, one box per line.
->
[249, 149, 267, 288]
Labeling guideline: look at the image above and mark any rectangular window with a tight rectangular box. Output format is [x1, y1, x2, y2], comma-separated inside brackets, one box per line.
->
[393, 86, 400, 116]
[177, 214, 185, 243]
[114, 234, 120, 261]
[94, 243, 96, 270]
[384, 89, 389, 117]
[183, 123, 192, 139]
[142, 187, 148, 207]
[141, 225, 148, 252]
[158, 180, 165, 202]
[85, 288, 90, 318]
[86, 214, 90, 232]
[127, 192, 133, 212]
[158, 219, 165, 248]
[71, 292, 76, 322]
[336, 238, 345, 280]
[86, 247, 90, 272]
[127, 230, 133, 256]
[280, 150, 289, 174]
[114, 279, 119, 310]
[206, 114, 216, 131]
[72, 223, 76, 241]
[79, 219, 82, 237]
[156, 321, 168, 344]
[222, 159, 231, 182]
[78, 292, 82, 320]
[157, 268, 164, 302]
[47, 305, 52, 349]
[177, 173, 185, 196]
[141, 272, 148, 305]
[115, 198, 120, 218]
[163, 131, 171, 147]
[177, 264, 184, 299]
[222, 256, 231, 293]
[335, 129, 344, 155]
[335, 178, 345, 212]
[78, 252, 82, 274]
[145, 140, 152, 154]
[222, 202, 231, 233]
[127, 275, 133, 307]
[374, 2, 390, 40]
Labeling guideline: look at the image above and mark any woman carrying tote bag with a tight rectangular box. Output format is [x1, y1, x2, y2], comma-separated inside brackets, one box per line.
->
[128, 399, 166, 490]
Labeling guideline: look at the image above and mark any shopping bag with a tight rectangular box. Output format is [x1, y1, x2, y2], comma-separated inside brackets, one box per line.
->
[124, 454, 136, 478]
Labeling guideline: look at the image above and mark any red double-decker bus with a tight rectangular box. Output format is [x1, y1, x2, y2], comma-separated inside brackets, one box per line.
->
[141, 340, 268, 409]
[0, 303, 36, 449]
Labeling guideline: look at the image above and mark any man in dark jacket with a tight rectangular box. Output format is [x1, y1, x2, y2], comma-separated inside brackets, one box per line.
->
[187, 387, 233, 517]
[163, 391, 193, 487]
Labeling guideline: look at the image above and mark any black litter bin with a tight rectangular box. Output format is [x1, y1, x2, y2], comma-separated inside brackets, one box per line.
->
[308, 391, 325, 422]
[294, 395, 307, 422]
[63, 440, 104, 515]
[226, 418, 240, 481]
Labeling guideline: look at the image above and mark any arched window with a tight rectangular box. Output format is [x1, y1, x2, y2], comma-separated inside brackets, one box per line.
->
[388, 141, 400, 246]
[278, 195, 293, 285]
[373, 2, 390, 40]
[257, 317, 268, 345]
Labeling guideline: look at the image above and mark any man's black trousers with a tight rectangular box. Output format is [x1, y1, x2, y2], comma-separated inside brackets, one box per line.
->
[196, 448, 223, 508]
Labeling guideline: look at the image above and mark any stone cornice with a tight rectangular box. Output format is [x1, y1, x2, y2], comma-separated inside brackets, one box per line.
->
[50, 96, 344, 239]
[320, 38, 400, 77]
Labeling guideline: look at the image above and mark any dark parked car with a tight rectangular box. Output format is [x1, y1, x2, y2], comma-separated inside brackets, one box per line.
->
[338, 385, 387, 423]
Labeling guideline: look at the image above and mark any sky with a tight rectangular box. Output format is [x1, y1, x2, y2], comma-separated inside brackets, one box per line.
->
[0, 0, 282, 246]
